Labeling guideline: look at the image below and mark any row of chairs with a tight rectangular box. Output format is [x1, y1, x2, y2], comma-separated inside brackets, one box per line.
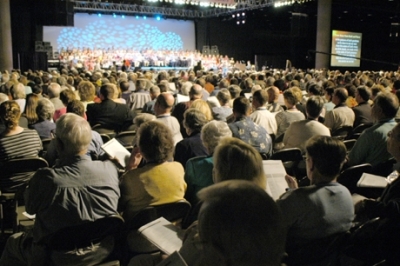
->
[92, 124, 136, 147]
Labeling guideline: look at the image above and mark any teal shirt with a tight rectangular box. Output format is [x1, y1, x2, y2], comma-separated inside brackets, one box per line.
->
[348, 119, 396, 167]
[184, 156, 214, 206]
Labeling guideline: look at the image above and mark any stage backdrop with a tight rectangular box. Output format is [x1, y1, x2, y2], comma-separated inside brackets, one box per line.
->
[43, 13, 196, 52]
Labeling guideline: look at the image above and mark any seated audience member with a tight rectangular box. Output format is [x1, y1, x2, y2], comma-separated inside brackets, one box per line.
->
[126, 113, 157, 171]
[184, 120, 232, 206]
[11, 83, 26, 113]
[0, 93, 9, 134]
[212, 89, 233, 122]
[45, 100, 105, 166]
[30, 98, 56, 139]
[323, 87, 335, 112]
[173, 84, 204, 138]
[197, 180, 285, 266]
[53, 89, 77, 121]
[154, 93, 183, 145]
[228, 84, 241, 108]
[0, 113, 120, 265]
[277, 135, 354, 264]
[352, 122, 400, 263]
[250, 89, 278, 136]
[348, 92, 398, 167]
[120, 80, 131, 103]
[23, 93, 39, 125]
[283, 96, 331, 153]
[213, 137, 266, 189]
[174, 109, 208, 168]
[119, 121, 186, 223]
[229, 96, 272, 155]
[86, 83, 134, 132]
[275, 88, 306, 139]
[77, 81, 96, 111]
[47, 82, 64, 110]
[0, 101, 42, 162]
[142, 85, 160, 115]
[190, 99, 214, 121]
[128, 79, 151, 110]
[266, 86, 284, 113]
[324, 87, 355, 132]
[353, 86, 373, 128]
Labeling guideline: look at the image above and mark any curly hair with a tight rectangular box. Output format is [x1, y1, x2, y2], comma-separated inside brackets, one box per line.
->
[0, 101, 21, 130]
[138, 121, 174, 163]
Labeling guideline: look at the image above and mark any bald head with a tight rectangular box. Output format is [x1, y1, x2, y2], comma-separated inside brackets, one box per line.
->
[189, 84, 203, 101]
[155, 92, 175, 115]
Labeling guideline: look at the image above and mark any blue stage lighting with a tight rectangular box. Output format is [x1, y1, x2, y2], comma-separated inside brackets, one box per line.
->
[135, 15, 139, 19]
[144, 16, 147, 19]
[122, 15, 125, 19]
[156, 16, 161, 21]
[113, 13, 116, 18]
[98, 13, 102, 17]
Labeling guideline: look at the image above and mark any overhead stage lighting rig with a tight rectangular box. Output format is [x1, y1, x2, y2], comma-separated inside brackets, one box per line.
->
[72, 0, 275, 18]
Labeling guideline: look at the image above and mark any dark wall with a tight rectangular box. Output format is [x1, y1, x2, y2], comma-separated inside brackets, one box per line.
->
[195, 5, 399, 71]
[195, 9, 315, 70]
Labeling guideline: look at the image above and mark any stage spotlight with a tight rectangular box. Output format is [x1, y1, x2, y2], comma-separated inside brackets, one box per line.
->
[98, 13, 102, 17]
[236, 21, 240, 25]
[113, 13, 116, 18]
[122, 15, 125, 18]
[232, 14, 235, 18]
[242, 12, 245, 16]
[156, 15, 161, 20]
[242, 20, 245, 24]
[135, 15, 139, 19]
[144, 16, 147, 19]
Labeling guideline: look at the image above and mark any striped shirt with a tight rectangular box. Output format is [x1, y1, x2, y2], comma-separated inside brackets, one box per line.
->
[0, 129, 42, 162]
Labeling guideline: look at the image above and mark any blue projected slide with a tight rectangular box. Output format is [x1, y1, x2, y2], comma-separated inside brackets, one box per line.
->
[43, 13, 196, 51]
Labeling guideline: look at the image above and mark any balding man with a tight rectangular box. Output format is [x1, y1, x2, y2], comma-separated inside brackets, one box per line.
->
[155, 93, 183, 145]
[87, 83, 134, 132]
[324, 87, 355, 132]
[172, 84, 203, 137]
[349, 93, 398, 167]
[266, 86, 284, 113]
[47, 83, 64, 110]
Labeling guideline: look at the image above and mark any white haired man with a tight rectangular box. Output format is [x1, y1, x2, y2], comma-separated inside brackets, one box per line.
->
[0, 113, 120, 265]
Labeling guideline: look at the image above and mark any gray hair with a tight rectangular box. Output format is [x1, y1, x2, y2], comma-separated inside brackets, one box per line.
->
[201, 120, 232, 154]
[217, 89, 231, 105]
[0, 93, 9, 104]
[181, 81, 192, 96]
[36, 98, 55, 121]
[48, 82, 61, 98]
[11, 83, 26, 99]
[56, 113, 92, 155]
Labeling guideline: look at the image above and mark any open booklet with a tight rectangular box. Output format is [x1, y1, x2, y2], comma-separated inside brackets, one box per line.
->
[101, 138, 131, 168]
[357, 173, 387, 188]
[263, 160, 288, 200]
[139, 217, 184, 255]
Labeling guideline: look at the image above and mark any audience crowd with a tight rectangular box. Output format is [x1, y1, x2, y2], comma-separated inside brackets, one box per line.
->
[0, 65, 400, 265]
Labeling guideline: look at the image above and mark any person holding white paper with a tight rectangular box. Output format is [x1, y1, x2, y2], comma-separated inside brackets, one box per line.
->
[277, 135, 354, 265]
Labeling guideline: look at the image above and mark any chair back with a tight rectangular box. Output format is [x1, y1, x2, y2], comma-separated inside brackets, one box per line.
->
[331, 126, 353, 140]
[41, 215, 124, 251]
[92, 124, 116, 139]
[1, 157, 48, 193]
[343, 139, 357, 154]
[100, 134, 111, 144]
[270, 148, 303, 178]
[115, 131, 136, 147]
[346, 123, 373, 140]
[128, 200, 191, 230]
[338, 163, 372, 194]
[270, 148, 303, 162]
